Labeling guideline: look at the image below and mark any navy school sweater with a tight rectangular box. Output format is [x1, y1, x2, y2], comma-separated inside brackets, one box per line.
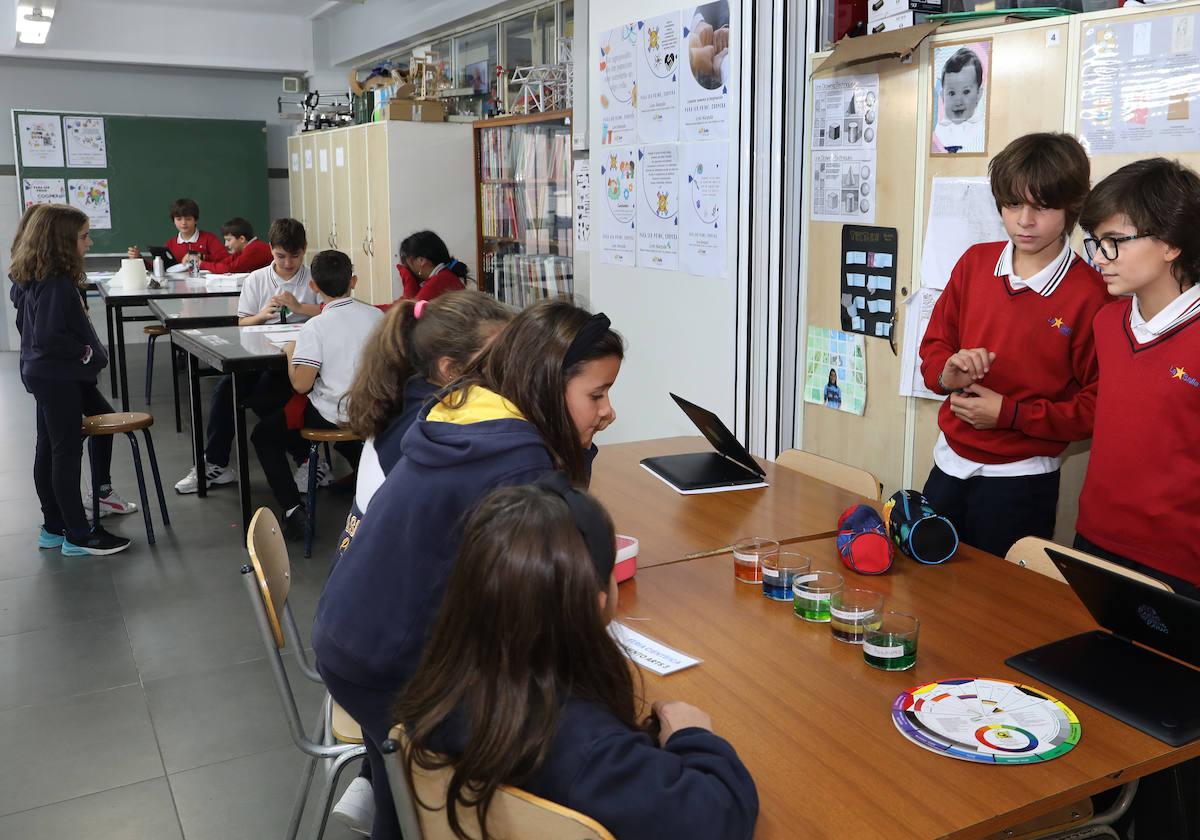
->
[10, 276, 108, 387]
[375, 375, 440, 476]
[426, 699, 759, 840]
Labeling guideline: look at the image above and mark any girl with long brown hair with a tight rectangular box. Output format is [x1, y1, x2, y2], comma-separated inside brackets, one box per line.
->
[398, 479, 758, 840]
[9, 204, 132, 555]
[313, 300, 623, 840]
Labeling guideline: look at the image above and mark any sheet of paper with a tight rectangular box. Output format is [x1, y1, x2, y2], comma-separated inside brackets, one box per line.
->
[636, 12, 681, 144]
[318, 148, 329, 173]
[573, 158, 591, 253]
[22, 178, 66, 208]
[680, 141, 728, 278]
[68, 179, 112, 229]
[636, 144, 680, 270]
[811, 150, 876, 224]
[609, 621, 702, 675]
[919, 177, 1007, 291]
[63, 116, 107, 167]
[242, 324, 304, 335]
[597, 23, 638, 146]
[681, 2, 735, 141]
[598, 146, 637, 266]
[898, 287, 944, 401]
[812, 73, 879, 150]
[18, 114, 63, 167]
[291, 152, 300, 172]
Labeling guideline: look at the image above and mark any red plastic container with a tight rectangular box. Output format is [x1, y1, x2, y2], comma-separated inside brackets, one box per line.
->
[615, 535, 639, 582]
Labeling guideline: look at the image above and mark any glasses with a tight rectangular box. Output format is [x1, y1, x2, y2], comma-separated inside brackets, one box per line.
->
[1083, 233, 1154, 261]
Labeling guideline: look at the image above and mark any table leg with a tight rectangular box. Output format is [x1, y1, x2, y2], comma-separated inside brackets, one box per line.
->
[231, 373, 252, 534]
[115, 304, 130, 412]
[105, 302, 117, 398]
[187, 351, 207, 498]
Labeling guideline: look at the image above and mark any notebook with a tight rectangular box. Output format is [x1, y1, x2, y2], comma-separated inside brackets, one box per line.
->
[639, 394, 768, 494]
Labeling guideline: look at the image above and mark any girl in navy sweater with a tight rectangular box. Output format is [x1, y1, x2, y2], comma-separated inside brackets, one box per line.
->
[396, 230, 470, 302]
[9, 204, 131, 555]
[397, 479, 759, 840]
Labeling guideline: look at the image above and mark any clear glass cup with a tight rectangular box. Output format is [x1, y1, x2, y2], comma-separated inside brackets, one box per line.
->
[792, 570, 844, 622]
[732, 537, 778, 585]
[863, 611, 919, 670]
[762, 552, 812, 601]
[829, 588, 884, 644]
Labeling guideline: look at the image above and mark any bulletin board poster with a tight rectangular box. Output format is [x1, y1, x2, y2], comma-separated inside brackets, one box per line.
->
[21, 178, 67, 209]
[599, 147, 637, 265]
[680, 141, 728, 278]
[841, 226, 897, 340]
[637, 12, 682, 144]
[636, 144, 681, 270]
[811, 150, 876, 224]
[17, 114, 64, 167]
[68, 178, 112, 230]
[812, 74, 879, 150]
[63, 116, 108, 168]
[804, 326, 867, 416]
[598, 24, 639, 146]
[681, 1, 734, 141]
[574, 158, 592, 253]
[1078, 13, 1200, 155]
[931, 40, 991, 156]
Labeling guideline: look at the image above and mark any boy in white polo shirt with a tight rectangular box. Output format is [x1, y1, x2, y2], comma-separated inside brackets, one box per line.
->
[175, 218, 319, 493]
[251, 250, 384, 537]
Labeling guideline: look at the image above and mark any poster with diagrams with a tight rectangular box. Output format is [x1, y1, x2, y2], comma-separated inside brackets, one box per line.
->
[811, 152, 876, 224]
[18, 114, 64, 167]
[681, 1, 734, 141]
[1079, 13, 1200, 155]
[637, 12, 681, 144]
[919, 177, 1007, 290]
[599, 147, 637, 265]
[636, 144, 681, 270]
[22, 178, 67, 209]
[598, 23, 639, 146]
[810, 73, 877, 224]
[574, 159, 592, 253]
[841, 225, 897, 339]
[68, 178, 112, 229]
[63, 116, 108, 167]
[680, 141, 728, 277]
[804, 326, 867, 416]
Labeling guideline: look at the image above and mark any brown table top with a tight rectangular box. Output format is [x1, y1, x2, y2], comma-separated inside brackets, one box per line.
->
[591, 437, 865, 568]
[615, 538, 1200, 839]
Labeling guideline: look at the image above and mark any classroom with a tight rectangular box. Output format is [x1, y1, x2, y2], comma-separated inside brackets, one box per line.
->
[1, 0, 1198, 837]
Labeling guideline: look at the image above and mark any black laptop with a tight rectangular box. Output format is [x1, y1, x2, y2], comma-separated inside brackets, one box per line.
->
[639, 394, 767, 493]
[1005, 548, 1200, 746]
[146, 245, 179, 268]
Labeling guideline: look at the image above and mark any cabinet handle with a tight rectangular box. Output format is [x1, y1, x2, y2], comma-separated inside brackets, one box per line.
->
[369, 239, 375, 257]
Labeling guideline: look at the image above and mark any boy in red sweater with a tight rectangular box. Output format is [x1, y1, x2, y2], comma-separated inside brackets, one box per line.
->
[199, 217, 273, 274]
[127, 197, 227, 266]
[919, 133, 1110, 557]
[1076, 158, 1200, 597]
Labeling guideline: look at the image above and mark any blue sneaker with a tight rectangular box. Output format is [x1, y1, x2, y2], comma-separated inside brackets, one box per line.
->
[61, 527, 131, 557]
[38, 527, 64, 549]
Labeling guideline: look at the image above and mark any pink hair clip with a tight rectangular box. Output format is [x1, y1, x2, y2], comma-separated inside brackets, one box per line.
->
[414, 299, 427, 319]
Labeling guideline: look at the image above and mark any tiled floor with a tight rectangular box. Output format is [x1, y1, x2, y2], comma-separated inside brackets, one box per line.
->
[0, 342, 362, 839]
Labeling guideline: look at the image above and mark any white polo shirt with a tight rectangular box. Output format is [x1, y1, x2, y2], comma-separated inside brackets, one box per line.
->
[1130, 283, 1200, 345]
[290, 297, 384, 424]
[237, 264, 318, 323]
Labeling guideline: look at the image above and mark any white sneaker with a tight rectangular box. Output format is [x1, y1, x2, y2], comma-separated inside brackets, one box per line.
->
[84, 486, 139, 518]
[294, 456, 331, 493]
[174, 461, 236, 494]
[331, 775, 373, 836]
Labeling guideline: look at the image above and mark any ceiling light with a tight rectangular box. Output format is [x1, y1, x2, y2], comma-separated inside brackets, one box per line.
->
[16, 2, 55, 45]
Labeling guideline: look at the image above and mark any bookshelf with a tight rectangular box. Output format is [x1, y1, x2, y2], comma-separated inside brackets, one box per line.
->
[472, 110, 573, 309]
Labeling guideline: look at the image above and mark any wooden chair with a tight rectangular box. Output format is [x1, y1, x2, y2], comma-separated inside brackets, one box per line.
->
[1005, 537, 1174, 592]
[774, 449, 882, 501]
[243, 507, 365, 840]
[142, 324, 185, 432]
[81, 412, 169, 544]
[299, 427, 362, 558]
[379, 725, 615, 840]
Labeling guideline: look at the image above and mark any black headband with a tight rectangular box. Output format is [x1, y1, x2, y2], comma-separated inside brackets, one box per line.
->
[535, 471, 615, 585]
[562, 312, 612, 370]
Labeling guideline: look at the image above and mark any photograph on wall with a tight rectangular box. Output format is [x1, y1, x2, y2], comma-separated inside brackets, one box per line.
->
[599, 146, 637, 265]
[21, 178, 67, 209]
[680, 141, 728, 278]
[840, 225, 898, 340]
[597, 23, 639, 146]
[804, 326, 867, 416]
[18, 113, 64, 167]
[811, 150, 876, 224]
[681, 1, 734, 140]
[636, 12, 681, 144]
[930, 40, 991, 155]
[68, 178, 112, 229]
[63, 116, 108, 168]
[636, 144, 680, 270]
[812, 73, 879, 149]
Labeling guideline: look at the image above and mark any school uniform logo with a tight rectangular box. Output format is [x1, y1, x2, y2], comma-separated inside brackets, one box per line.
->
[1047, 317, 1072, 337]
[1170, 365, 1200, 388]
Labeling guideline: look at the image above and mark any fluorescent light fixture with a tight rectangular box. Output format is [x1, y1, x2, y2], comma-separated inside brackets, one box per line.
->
[16, 2, 56, 45]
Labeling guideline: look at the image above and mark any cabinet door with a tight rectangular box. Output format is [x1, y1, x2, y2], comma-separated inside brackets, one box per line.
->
[331, 130, 353, 257]
[347, 126, 372, 300]
[313, 132, 334, 254]
[287, 136, 304, 222]
[366, 123, 394, 303]
[299, 134, 318, 249]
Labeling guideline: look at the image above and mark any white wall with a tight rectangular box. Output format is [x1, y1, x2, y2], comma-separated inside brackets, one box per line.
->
[587, 0, 743, 444]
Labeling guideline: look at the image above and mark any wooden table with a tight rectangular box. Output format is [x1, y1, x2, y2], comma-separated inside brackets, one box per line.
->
[172, 325, 288, 533]
[614, 539, 1200, 839]
[590, 437, 865, 567]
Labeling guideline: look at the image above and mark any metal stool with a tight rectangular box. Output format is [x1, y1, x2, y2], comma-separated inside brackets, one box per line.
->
[82, 412, 170, 545]
[298, 427, 362, 558]
[143, 324, 185, 432]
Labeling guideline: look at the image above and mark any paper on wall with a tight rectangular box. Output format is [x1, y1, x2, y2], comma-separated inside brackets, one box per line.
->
[680, 2, 734, 141]
[68, 179, 112, 229]
[597, 24, 639, 146]
[318, 148, 329, 173]
[18, 114, 64, 167]
[609, 622, 702, 675]
[63, 116, 107, 167]
[812, 73, 879, 150]
[22, 178, 66, 208]
[573, 158, 591, 253]
[918, 177, 1007, 290]
[636, 144, 680, 270]
[291, 152, 300, 172]
[811, 150, 876, 224]
[899, 287, 944, 401]
[598, 146, 637, 265]
[680, 141, 728, 278]
[636, 12, 682, 144]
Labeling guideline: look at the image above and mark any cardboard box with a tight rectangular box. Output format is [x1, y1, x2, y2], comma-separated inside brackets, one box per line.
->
[384, 98, 446, 122]
[869, 10, 930, 34]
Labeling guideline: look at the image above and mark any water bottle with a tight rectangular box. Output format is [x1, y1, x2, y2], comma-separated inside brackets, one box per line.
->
[190, 253, 201, 278]
[152, 256, 165, 278]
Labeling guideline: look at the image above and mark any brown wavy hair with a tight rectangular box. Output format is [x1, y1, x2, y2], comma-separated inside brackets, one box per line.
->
[395, 483, 639, 840]
[989, 132, 1091, 232]
[444, 300, 624, 485]
[9, 203, 88, 288]
[343, 290, 512, 439]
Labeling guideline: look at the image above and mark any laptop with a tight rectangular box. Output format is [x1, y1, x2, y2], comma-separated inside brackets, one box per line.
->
[1005, 548, 1200, 746]
[639, 394, 768, 494]
[146, 245, 180, 268]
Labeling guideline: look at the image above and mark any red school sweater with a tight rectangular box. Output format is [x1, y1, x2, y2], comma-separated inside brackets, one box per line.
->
[919, 242, 1111, 463]
[398, 264, 466, 302]
[200, 238, 273, 274]
[1076, 300, 1200, 584]
[165, 230, 228, 265]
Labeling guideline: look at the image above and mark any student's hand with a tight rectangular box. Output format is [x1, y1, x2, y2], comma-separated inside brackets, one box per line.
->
[950, 384, 1003, 430]
[942, 348, 995, 391]
[652, 700, 713, 747]
[273, 290, 301, 310]
[256, 299, 280, 321]
[127, 246, 141, 259]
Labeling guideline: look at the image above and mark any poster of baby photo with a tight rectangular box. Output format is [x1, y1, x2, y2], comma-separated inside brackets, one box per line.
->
[931, 40, 991, 155]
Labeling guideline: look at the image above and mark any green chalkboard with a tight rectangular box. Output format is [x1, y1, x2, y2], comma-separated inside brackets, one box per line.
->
[13, 110, 268, 255]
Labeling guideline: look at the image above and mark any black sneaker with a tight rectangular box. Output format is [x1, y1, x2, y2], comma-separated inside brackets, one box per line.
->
[62, 526, 132, 556]
[282, 505, 307, 541]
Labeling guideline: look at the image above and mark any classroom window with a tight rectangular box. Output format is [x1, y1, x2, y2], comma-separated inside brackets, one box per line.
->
[561, 0, 573, 40]
[502, 3, 557, 101]
[455, 25, 498, 93]
[430, 38, 454, 88]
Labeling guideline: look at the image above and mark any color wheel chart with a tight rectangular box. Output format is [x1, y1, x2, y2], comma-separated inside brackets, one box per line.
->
[892, 678, 1081, 764]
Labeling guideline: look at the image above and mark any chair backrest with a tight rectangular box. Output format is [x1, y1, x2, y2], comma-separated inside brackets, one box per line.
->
[1005, 537, 1174, 592]
[381, 725, 615, 840]
[246, 507, 293, 648]
[774, 449, 882, 501]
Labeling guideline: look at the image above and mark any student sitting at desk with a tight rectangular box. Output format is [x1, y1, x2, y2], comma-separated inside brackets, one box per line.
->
[174, 218, 317, 494]
[126, 197, 227, 267]
[397, 480, 759, 840]
[198, 217, 273, 274]
[396, 230, 470, 302]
